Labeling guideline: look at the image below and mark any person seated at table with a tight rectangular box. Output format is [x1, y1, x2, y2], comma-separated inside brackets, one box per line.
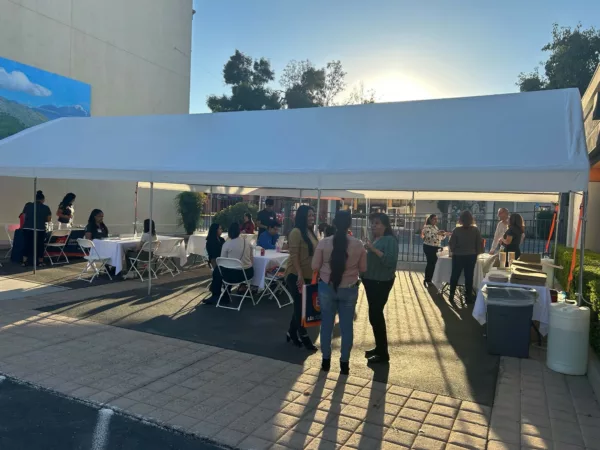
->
[202, 223, 226, 305]
[240, 213, 255, 234]
[219, 222, 254, 291]
[56, 192, 76, 229]
[123, 219, 158, 279]
[448, 210, 484, 307]
[421, 214, 448, 287]
[84, 209, 109, 240]
[20, 190, 52, 267]
[325, 225, 336, 238]
[499, 213, 525, 265]
[257, 220, 280, 250]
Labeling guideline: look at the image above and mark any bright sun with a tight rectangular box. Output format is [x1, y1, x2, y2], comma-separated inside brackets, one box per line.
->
[370, 74, 435, 103]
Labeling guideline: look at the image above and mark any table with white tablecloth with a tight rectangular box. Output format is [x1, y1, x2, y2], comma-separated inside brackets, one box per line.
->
[431, 253, 495, 292]
[187, 234, 207, 256]
[93, 235, 187, 275]
[251, 250, 288, 289]
[473, 278, 551, 335]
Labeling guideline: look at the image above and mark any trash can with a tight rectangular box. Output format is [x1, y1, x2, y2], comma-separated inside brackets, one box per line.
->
[547, 302, 590, 375]
[483, 285, 538, 358]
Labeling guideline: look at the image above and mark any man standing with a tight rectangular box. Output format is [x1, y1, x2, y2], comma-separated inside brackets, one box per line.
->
[489, 208, 509, 255]
[257, 198, 276, 236]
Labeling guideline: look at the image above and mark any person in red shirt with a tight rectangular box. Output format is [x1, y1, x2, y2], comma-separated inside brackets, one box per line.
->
[240, 213, 255, 234]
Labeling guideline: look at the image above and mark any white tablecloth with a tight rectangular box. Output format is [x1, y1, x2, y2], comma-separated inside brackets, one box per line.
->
[432, 253, 495, 292]
[251, 250, 288, 289]
[473, 278, 551, 335]
[187, 234, 207, 256]
[93, 236, 187, 274]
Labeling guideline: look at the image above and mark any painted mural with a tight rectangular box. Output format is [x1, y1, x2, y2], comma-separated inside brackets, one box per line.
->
[0, 56, 91, 139]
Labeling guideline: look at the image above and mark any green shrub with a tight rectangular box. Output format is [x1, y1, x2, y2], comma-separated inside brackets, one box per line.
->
[175, 192, 206, 235]
[212, 202, 258, 230]
[555, 245, 600, 355]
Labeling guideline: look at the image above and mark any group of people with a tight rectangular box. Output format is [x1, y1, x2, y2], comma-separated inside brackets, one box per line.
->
[421, 207, 525, 307]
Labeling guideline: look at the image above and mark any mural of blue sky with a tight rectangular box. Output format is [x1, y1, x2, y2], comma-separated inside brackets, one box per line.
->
[0, 56, 91, 139]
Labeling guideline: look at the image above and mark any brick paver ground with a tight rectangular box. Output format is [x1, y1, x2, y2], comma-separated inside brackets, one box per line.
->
[0, 278, 598, 449]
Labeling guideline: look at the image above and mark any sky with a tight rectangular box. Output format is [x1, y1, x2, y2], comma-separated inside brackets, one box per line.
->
[190, 0, 599, 114]
[0, 56, 91, 111]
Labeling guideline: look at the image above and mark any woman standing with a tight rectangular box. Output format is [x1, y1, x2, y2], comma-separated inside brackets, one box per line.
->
[240, 213, 255, 234]
[84, 209, 109, 240]
[21, 190, 52, 267]
[448, 210, 484, 307]
[500, 213, 525, 264]
[313, 211, 366, 375]
[285, 205, 319, 350]
[203, 223, 226, 305]
[361, 213, 399, 364]
[56, 193, 76, 229]
[421, 214, 447, 287]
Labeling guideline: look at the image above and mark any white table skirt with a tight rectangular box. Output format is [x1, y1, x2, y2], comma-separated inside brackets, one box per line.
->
[251, 250, 288, 289]
[431, 253, 494, 292]
[473, 278, 551, 335]
[93, 236, 187, 275]
[187, 235, 207, 256]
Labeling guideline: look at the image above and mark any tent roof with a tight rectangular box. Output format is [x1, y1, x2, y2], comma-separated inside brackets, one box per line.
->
[0, 88, 589, 193]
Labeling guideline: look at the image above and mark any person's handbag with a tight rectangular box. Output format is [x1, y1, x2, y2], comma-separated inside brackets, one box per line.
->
[301, 271, 321, 328]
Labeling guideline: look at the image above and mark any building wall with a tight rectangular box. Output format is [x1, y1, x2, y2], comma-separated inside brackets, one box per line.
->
[0, 0, 194, 238]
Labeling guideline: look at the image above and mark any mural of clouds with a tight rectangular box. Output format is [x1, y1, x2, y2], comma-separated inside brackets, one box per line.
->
[0, 67, 52, 97]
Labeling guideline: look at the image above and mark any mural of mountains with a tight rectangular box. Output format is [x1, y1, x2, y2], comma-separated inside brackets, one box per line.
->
[33, 104, 89, 120]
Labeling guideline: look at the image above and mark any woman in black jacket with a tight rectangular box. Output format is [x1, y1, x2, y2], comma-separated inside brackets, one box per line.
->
[203, 223, 225, 305]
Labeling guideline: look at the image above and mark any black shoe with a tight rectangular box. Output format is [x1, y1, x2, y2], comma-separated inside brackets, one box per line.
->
[364, 348, 378, 358]
[321, 359, 331, 372]
[286, 332, 302, 347]
[423, 280, 429, 287]
[340, 360, 350, 375]
[299, 334, 318, 351]
[367, 355, 390, 365]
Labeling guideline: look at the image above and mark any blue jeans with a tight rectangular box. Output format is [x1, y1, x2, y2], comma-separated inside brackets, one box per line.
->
[319, 281, 359, 362]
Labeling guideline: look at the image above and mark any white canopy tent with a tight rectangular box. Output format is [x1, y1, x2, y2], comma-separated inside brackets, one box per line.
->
[0, 88, 589, 299]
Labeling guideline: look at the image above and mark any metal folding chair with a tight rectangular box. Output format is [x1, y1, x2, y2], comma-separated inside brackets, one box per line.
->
[257, 255, 293, 307]
[45, 229, 71, 265]
[124, 240, 160, 282]
[76, 238, 112, 283]
[156, 238, 183, 277]
[5, 224, 19, 259]
[216, 257, 256, 311]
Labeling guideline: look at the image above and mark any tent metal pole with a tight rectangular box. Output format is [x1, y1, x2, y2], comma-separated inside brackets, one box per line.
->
[299, 190, 303, 205]
[148, 182, 154, 296]
[578, 191, 588, 307]
[553, 196, 561, 261]
[408, 191, 415, 268]
[316, 189, 321, 228]
[33, 177, 37, 274]
[208, 186, 213, 229]
[134, 182, 138, 236]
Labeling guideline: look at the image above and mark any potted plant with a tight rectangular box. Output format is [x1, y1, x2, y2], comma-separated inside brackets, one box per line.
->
[175, 192, 206, 235]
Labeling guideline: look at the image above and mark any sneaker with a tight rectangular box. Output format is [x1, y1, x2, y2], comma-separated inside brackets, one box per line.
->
[123, 272, 136, 280]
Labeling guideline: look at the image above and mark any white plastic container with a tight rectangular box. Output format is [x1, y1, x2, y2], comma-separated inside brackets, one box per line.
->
[542, 257, 555, 288]
[547, 302, 590, 375]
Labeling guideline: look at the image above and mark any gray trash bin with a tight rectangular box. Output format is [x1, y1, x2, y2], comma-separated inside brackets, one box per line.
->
[483, 285, 538, 358]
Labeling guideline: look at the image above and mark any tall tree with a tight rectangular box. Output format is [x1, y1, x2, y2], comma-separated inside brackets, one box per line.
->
[280, 60, 347, 109]
[344, 82, 377, 105]
[518, 24, 600, 95]
[206, 50, 282, 112]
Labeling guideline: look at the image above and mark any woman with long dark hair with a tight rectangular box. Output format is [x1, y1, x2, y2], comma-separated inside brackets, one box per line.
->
[421, 214, 447, 287]
[313, 210, 366, 375]
[448, 210, 484, 307]
[56, 192, 76, 229]
[21, 190, 52, 267]
[202, 223, 226, 304]
[500, 213, 525, 263]
[84, 209, 109, 240]
[362, 212, 399, 364]
[284, 205, 319, 350]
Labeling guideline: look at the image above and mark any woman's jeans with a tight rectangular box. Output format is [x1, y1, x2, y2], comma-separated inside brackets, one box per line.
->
[286, 273, 312, 338]
[319, 281, 359, 362]
[423, 244, 439, 282]
[449, 254, 477, 302]
[362, 278, 395, 358]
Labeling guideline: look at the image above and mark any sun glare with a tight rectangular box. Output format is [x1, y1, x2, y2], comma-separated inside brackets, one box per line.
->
[370, 74, 436, 103]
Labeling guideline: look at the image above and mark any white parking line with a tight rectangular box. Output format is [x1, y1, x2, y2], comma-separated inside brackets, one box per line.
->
[91, 408, 113, 450]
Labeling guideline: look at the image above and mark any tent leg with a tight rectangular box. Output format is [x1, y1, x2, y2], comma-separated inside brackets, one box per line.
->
[553, 196, 561, 261]
[148, 182, 154, 296]
[408, 191, 415, 269]
[134, 182, 138, 236]
[578, 191, 588, 307]
[33, 177, 37, 275]
[315, 189, 321, 229]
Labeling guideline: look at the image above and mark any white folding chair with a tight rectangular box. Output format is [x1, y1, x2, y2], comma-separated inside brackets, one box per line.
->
[156, 238, 183, 277]
[257, 255, 293, 308]
[44, 229, 71, 265]
[5, 224, 19, 259]
[76, 238, 112, 283]
[125, 240, 160, 282]
[216, 257, 256, 311]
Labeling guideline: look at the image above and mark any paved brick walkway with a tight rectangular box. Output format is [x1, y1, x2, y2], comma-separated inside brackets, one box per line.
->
[0, 282, 598, 449]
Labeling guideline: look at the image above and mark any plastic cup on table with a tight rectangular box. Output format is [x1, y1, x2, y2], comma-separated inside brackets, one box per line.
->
[508, 252, 516, 266]
[499, 252, 507, 267]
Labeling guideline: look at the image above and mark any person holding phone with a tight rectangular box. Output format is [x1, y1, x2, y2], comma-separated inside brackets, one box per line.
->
[421, 214, 448, 287]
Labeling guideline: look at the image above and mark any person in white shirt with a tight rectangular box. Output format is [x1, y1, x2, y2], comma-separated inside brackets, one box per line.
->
[123, 219, 158, 278]
[220, 221, 254, 283]
[489, 208, 509, 255]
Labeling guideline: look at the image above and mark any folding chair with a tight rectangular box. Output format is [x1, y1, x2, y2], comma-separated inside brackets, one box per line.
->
[156, 238, 183, 277]
[76, 238, 112, 283]
[124, 240, 160, 282]
[45, 229, 71, 265]
[5, 224, 19, 259]
[257, 255, 293, 308]
[215, 257, 256, 311]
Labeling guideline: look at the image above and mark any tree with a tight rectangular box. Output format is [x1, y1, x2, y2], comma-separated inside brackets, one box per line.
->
[345, 82, 377, 105]
[212, 202, 259, 230]
[280, 60, 347, 109]
[175, 192, 206, 235]
[206, 50, 282, 112]
[518, 24, 600, 95]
